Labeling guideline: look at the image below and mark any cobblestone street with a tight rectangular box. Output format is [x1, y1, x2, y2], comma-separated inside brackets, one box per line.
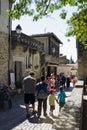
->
[0, 84, 83, 130]
[0, 94, 59, 130]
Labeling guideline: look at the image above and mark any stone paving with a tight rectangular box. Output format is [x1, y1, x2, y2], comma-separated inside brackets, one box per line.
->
[0, 85, 83, 130]
[52, 87, 83, 130]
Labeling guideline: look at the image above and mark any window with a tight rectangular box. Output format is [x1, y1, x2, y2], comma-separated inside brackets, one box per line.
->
[26, 54, 32, 69]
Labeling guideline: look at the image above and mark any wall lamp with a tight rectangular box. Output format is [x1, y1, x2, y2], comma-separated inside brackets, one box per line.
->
[15, 24, 22, 34]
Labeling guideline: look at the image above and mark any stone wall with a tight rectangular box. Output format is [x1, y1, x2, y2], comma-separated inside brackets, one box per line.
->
[0, 0, 9, 34]
[53, 87, 83, 130]
[57, 64, 78, 76]
[10, 45, 25, 80]
[10, 45, 41, 81]
[77, 40, 87, 80]
[0, 31, 9, 85]
[78, 53, 87, 80]
[81, 85, 87, 130]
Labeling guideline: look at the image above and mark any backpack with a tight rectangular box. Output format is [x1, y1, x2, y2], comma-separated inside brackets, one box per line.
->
[37, 83, 48, 99]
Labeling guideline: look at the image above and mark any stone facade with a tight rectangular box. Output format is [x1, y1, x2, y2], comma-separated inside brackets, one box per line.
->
[57, 64, 78, 76]
[0, 0, 10, 85]
[77, 40, 87, 82]
[0, 0, 9, 34]
[9, 31, 44, 84]
[31, 33, 62, 76]
[59, 55, 69, 64]
[0, 31, 9, 84]
[10, 44, 41, 83]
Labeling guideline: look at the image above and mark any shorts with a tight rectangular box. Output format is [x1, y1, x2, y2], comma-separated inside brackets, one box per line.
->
[59, 102, 65, 107]
[50, 105, 55, 111]
[24, 93, 35, 104]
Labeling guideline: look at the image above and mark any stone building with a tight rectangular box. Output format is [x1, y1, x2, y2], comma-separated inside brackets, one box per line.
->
[0, 0, 44, 85]
[58, 54, 78, 76]
[9, 31, 44, 84]
[59, 54, 69, 64]
[57, 64, 78, 76]
[0, 0, 11, 85]
[77, 40, 87, 83]
[0, 0, 62, 85]
[31, 33, 63, 77]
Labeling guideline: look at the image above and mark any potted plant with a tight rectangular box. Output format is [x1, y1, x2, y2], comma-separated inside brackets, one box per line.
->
[15, 80, 22, 94]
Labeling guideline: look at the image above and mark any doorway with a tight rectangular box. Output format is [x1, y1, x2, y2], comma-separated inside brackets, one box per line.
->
[14, 61, 22, 82]
[47, 66, 57, 76]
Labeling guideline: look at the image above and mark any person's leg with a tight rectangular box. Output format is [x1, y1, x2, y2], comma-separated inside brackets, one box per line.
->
[49, 105, 51, 114]
[30, 94, 35, 112]
[49, 106, 53, 115]
[38, 99, 42, 117]
[51, 109, 53, 116]
[59, 103, 62, 112]
[32, 103, 35, 111]
[25, 104, 29, 114]
[59, 107, 61, 112]
[43, 99, 47, 116]
[59, 103, 65, 112]
[24, 93, 29, 117]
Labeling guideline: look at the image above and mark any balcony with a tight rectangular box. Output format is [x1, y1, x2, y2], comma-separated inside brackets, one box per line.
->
[45, 55, 59, 65]
[11, 31, 44, 52]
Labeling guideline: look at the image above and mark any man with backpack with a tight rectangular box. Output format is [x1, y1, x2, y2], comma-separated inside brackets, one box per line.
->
[36, 75, 49, 118]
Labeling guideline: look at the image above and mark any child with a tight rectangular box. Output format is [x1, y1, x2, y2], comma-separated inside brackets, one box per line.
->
[49, 89, 58, 116]
[58, 86, 70, 112]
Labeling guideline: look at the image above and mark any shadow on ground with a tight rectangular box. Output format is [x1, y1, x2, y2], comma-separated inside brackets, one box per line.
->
[0, 94, 59, 130]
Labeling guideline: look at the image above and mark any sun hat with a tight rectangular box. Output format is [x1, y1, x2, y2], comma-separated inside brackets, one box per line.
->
[50, 89, 55, 93]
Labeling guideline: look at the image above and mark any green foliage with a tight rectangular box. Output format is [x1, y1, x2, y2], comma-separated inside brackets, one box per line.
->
[60, 10, 67, 19]
[66, 4, 87, 47]
[8, 0, 34, 19]
[9, 0, 87, 47]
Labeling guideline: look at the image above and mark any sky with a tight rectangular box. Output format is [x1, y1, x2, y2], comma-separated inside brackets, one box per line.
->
[12, 6, 77, 62]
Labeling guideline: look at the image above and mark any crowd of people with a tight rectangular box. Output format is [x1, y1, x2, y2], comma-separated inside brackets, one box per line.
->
[23, 71, 77, 119]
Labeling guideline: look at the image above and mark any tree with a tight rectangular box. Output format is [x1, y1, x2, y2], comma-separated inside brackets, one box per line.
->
[9, 0, 87, 48]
